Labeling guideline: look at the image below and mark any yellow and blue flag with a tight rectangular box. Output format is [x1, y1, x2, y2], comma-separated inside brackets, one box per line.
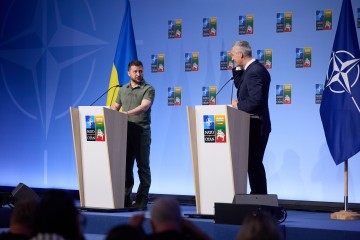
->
[106, 0, 137, 106]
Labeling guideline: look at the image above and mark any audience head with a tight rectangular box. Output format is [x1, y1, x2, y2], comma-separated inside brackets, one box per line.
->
[9, 199, 38, 237]
[106, 224, 145, 240]
[33, 189, 83, 240]
[122, 197, 212, 240]
[237, 211, 283, 240]
[150, 197, 182, 233]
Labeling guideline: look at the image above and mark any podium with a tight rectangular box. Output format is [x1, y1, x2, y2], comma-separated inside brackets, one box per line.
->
[70, 106, 127, 209]
[186, 105, 250, 215]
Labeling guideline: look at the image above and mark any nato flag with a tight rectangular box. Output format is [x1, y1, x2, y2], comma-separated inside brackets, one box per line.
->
[320, 0, 360, 165]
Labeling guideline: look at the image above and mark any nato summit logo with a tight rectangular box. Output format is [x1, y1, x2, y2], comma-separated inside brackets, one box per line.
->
[296, 48, 312, 68]
[315, 84, 324, 104]
[257, 49, 272, 69]
[276, 84, 292, 104]
[203, 17, 217, 37]
[185, 52, 199, 72]
[151, 54, 165, 72]
[202, 86, 216, 105]
[276, 12, 292, 33]
[239, 15, 254, 35]
[168, 87, 182, 106]
[168, 19, 182, 39]
[220, 51, 234, 70]
[316, 10, 332, 31]
[203, 115, 227, 143]
[85, 115, 105, 141]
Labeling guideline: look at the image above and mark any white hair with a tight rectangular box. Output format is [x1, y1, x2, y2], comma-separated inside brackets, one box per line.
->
[232, 40, 252, 57]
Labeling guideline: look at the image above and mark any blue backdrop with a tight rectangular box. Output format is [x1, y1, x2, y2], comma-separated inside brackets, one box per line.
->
[1, 0, 360, 203]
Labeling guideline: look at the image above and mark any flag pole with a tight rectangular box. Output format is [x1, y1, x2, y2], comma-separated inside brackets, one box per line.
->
[330, 160, 360, 220]
[344, 160, 348, 212]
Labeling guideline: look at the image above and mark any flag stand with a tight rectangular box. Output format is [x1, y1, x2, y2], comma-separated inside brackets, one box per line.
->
[330, 160, 360, 220]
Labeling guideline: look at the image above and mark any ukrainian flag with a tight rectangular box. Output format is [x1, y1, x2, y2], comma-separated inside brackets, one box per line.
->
[106, 0, 137, 106]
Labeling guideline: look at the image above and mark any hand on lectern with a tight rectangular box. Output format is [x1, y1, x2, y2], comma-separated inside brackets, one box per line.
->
[231, 99, 238, 108]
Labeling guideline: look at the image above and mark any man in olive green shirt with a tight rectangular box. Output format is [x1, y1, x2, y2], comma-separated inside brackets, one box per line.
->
[112, 60, 155, 210]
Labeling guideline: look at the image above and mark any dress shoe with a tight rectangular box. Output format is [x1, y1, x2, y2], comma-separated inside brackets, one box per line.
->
[131, 201, 148, 210]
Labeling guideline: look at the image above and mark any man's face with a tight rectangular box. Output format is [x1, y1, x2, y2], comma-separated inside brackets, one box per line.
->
[230, 47, 243, 67]
[128, 65, 143, 84]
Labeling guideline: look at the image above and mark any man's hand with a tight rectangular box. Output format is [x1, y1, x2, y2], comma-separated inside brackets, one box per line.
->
[128, 213, 146, 228]
[231, 99, 238, 108]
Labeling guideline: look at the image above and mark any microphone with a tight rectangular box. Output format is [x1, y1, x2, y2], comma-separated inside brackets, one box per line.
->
[215, 67, 244, 103]
[216, 67, 245, 97]
[215, 76, 234, 98]
[90, 84, 121, 106]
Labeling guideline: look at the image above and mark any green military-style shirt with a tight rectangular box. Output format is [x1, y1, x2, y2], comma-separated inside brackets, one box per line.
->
[115, 80, 155, 129]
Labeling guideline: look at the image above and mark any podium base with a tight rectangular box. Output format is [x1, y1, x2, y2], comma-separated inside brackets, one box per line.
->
[330, 210, 360, 220]
[80, 206, 138, 212]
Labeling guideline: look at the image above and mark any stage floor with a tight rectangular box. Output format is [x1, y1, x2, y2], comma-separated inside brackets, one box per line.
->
[2, 204, 360, 240]
[80, 204, 360, 240]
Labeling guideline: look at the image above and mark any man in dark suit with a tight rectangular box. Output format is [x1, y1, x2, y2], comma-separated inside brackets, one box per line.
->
[230, 40, 271, 194]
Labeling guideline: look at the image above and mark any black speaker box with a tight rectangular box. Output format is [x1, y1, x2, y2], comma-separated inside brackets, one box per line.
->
[215, 194, 286, 225]
[11, 183, 40, 204]
[233, 194, 279, 206]
[0, 192, 12, 206]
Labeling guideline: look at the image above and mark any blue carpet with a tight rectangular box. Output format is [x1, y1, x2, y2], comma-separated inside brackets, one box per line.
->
[2, 205, 360, 240]
[80, 205, 360, 240]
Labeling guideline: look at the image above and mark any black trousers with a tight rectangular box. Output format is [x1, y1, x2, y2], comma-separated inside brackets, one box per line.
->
[124, 122, 151, 205]
[248, 119, 269, 194]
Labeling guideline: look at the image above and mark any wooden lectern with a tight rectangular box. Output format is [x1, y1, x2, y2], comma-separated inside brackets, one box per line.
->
[186, 105, 250, 215]
[70, 106, 127, 210]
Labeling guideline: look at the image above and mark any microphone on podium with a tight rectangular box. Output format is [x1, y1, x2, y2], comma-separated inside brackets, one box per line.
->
[90, 84, 121, 106]
[215, 67, 244, 104]
[215, 76, 234, 98]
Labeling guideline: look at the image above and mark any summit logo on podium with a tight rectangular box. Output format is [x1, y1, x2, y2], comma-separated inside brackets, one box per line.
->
[85, 115, 106, 142]
[203, 115, 227, 143]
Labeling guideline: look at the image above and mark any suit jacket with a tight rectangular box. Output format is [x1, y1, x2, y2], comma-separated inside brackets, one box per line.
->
[235, 60, 271, 135]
